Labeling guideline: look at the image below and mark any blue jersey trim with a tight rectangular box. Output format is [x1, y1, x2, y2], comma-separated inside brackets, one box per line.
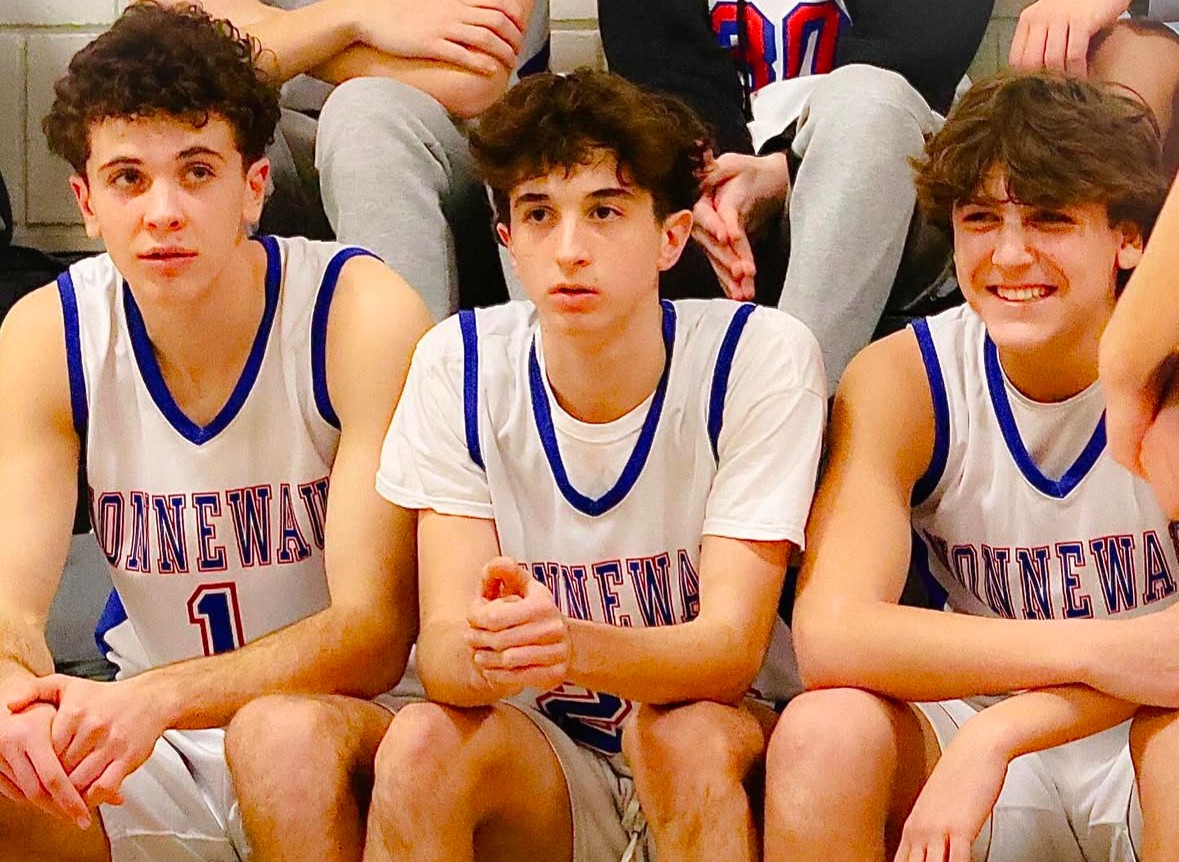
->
[125, 235, 281, 446]
[910, 530, 949, 610]
[984, 334, 1106, 499]
[910, 319, 950, 506]
[708, 302, 757, 462]
[93, 589, 128, 657]
[56, 271, 88, 442]
[311, 246, 379, 430]
[529, 300, 676, 517]
[458, 309, 485, 470]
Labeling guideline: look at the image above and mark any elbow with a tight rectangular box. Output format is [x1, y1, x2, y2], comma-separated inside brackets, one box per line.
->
[792, 602, 859, 691]
[432, 72, 510, 119]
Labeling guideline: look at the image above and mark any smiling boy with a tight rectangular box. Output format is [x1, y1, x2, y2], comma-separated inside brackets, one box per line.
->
[765, 72, 1179, 862]
[0, 5, 429, 860]
[356, 70, 825, 861]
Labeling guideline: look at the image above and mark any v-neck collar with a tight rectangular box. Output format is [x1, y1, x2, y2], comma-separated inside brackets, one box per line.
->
[124, 234, 281, 446]
[983, 333, 1106, 499]
[529, 300, 676, 517]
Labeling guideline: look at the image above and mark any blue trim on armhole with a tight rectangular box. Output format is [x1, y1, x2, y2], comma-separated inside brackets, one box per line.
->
[910, 530, 949, 610]
[530, 301, 677, 517]
[458, 309, 485, 470]
[983, 334, 1106, 499]
[310, 245, 380, 429]
[910, 318, 950, 507]
[56, 271, 88, 442]
[93, 589, 128, 657]
[708, 303, 757, 462]
[125, 235, 282, 445]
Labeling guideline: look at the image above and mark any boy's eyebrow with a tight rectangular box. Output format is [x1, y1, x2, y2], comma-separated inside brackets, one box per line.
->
[96, 155, 143, 172]
[177, 146, 226, 162]
[96, 146, 227, 173]
[512, 187, 637, 205]
[588, 187, 637, 201]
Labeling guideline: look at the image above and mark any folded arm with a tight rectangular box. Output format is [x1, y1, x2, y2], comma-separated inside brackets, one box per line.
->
[793, 331, 1179, 705]
[172, 0, 533, 117]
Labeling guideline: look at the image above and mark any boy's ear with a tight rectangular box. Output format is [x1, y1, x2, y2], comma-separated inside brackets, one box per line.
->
[657, 208, 693, 272]
[496, 221, 512, 248]
[242, 157, 270, 226]
[1115, 221, 1145, 271]
[69, 174, 101, 239]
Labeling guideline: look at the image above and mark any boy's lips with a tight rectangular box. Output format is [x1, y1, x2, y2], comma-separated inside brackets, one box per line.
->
[139, 248, 198, 261]
[989, 283, 1055, 302]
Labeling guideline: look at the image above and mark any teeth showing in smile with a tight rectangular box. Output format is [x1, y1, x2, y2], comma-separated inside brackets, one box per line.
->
[995, 285, 1051, 302]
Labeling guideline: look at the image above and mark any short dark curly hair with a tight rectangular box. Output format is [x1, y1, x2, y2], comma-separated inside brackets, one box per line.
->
[913, 71, 1168, 240]
[44, 2, 281, 175]
[469, 70, 711, 223]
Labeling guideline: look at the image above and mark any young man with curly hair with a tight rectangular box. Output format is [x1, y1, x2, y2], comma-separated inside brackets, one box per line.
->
[0, 5, 430, 860]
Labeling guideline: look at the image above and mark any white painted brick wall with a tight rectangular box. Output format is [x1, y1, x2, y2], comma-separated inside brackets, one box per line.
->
[1, 0, 1025, 252]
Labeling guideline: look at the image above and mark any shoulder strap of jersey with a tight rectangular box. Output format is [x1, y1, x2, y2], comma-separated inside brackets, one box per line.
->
[56, 269, 88, 442]
[708, 302, 757, 462]
[310, 243, 379, 429]
[458, 309, 485, 470]
[910, 317, 950, 506]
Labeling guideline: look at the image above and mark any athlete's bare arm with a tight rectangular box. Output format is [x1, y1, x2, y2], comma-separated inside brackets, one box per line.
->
[418, 505, 792, 707]
[7, 258, 433, 807]
[898, 685, 1140, 860]
[0, 287, 92, 825]
[1101, 181, 1179, 513]
[794, 329, 1179, 705]
[561, 535, 790, 704]
[173, 0, 535, 118]
[414, 510, 505, 707]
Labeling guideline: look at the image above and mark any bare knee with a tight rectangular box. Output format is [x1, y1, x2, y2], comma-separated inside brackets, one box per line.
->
[227, 695, 366, 803]
[767, 689, 903, 791]
[624, 701, 765, 795]
[371, 702, 490, 804]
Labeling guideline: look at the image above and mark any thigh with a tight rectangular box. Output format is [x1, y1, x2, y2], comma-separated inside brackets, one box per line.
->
[100, 728, 244, 862]
[915, 700, 1084, 862]
[506, 703, 634, 862]
[1045, 721, 1139, 862]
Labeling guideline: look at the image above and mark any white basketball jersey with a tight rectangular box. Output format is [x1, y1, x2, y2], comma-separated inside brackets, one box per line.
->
[58, 235, 372, 671]
[911, 304, 1179, 623]
[708, 0, 850, 93]
[379, 299, 826, 756]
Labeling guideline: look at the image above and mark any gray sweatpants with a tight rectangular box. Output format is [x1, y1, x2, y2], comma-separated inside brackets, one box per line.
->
[777, 64, 946, 388]
[261, 77, 506, 321]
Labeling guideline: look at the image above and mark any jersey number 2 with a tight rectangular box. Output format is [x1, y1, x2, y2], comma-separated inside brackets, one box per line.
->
[187, 583, 246, 656]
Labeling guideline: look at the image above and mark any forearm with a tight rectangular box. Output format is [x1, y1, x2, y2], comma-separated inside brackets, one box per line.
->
[567, 618, 761, 705]
[134, 604, 413, 730]
[795, 600, 1093, 701]
[0, 624, 52, 689]
[416, 619, 500, 708]
[218, 0, 509, 116]
[1102, 181, 1179, 381]
[964, 685, 1139, 762]
[310, 48, 508, 118]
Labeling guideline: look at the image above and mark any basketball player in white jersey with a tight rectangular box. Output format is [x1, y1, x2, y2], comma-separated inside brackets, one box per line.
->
[0, 5, 430, 861]
[764, 72, 1179, 862]
[351, 70, 824, 861]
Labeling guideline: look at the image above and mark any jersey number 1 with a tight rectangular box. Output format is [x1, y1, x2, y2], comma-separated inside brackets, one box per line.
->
[187, 583, 246, 656]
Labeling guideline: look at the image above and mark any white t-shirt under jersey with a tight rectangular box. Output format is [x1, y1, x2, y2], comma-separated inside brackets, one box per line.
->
[378, 298, 826, 756]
